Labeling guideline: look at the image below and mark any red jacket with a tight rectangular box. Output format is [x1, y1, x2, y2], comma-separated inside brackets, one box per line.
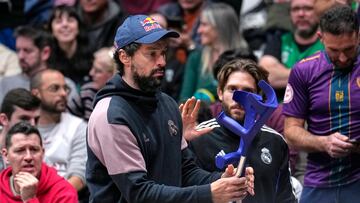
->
[0, 163, 78, 203]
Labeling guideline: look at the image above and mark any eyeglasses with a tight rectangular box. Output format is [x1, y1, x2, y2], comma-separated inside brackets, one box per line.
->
[41, 84, 71, 94]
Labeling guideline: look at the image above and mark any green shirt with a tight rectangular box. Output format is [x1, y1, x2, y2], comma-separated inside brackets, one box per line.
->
[179, 50, 218, 103]
[281, 33, 324, 68]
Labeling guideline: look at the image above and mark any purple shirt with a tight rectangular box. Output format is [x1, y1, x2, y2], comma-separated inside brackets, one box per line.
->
[283, 51, 360, 188]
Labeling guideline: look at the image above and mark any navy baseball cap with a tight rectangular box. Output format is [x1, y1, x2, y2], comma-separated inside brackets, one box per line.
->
[114, 15, 180, 49]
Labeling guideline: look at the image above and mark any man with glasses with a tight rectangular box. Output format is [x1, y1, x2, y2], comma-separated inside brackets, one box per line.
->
[260, 0, 323, 94]
[30, 69, 87, 192]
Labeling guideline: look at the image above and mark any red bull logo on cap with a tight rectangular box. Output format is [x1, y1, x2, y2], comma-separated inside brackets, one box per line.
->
[140, 17, 162, 32]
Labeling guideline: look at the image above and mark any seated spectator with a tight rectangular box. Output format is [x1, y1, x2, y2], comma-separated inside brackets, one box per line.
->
[0, 88, 41, 171]
[187, 59, 298, 202]
[30, 69, 87, 191]
[77, 0, 126, 52]
[48, 5, 93, 87]
[179, 2, 248, 103]
[68, 47, 117, 120]
[119, 0, 171, 15]
[259, 0, 323, 100]
[0, 43, 21, 79]
[208, 48, 258, 117]
[0, 26, 78, 107]
[0, 122, 78, 202]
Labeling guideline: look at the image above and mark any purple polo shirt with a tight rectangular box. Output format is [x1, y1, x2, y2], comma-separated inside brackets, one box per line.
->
[283, 51, 360, 188]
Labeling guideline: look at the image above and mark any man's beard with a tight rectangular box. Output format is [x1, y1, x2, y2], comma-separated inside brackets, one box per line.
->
[41, 100, 66, 114]
[296, 23, 318, 39]
[133, 67, 164, 93]
[221, 102, 245, 125]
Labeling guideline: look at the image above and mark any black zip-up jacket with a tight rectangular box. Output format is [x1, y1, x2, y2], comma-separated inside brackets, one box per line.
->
[86, 74, 220, 203]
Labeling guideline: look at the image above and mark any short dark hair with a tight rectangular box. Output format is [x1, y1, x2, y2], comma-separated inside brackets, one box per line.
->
[113, 43, 141, 76]
[5, 122, 42, 149]
[320, 5, 359, 35]
[14, 26, 52, 50]
[213, 48, 258, 79]
[48, 5, 88, 49]
[30, 69, 62, 90]
[1, 88, 41, 119]
[217, 59, 269, 95]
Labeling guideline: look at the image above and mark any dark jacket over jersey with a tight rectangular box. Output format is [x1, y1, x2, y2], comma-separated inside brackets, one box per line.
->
[86, 73, 220, 203]
[189, 119, 296, 203]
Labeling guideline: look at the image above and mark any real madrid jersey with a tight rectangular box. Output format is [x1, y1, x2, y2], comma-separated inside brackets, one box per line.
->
[189, 119, 295, 203]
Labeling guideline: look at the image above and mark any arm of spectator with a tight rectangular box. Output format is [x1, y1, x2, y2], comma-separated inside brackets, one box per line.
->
[284, 116, 354, 158]
[67, 121, 87, 191]
[67, 176, 84, 191]
[259, 55, 291, 89]
[179, 97, 213, 141]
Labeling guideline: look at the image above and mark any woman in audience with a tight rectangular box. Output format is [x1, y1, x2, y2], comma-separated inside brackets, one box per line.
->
[48, 5, 93, 88]
[68, 47, 117, 120]
[179, 2, 248, 103]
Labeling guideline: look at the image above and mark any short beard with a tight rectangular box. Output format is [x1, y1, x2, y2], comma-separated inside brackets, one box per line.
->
[221, 103, 245, 125]
[41, 102, 65, 114]
[133, 67, 164, 93]
[296, 23, 318, 39]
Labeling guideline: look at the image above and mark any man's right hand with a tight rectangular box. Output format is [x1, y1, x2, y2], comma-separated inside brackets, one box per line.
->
[210, 176, 249, 203]
[14, 171, 38, 201]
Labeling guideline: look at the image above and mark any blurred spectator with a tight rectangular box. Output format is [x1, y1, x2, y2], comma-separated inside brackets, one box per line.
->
[48, 5, 93, 87]
[0, 1, 25, 50]
[0, 122, 78, 203]
[0, 26, 78, 108]
[0, 43, 21, 79]
[118, 0, 172, 15]
[0, 26, 50, 105]
[155, 0, 205, 101]
[68, 47, 117, 120]
[158, 0, 205, 50]
[240, 0, 269, 55]
[30, 69, 87, 192]
[0, 88, 41, 171]
[77, 0, 126, 52]
[260, 0, 323, 99]
[179, 2, 248, 103]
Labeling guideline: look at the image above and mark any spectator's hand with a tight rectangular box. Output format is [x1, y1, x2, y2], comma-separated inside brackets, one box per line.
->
[211, 175, 249, 203]
[324, 132, 354, 158]
[180, 97, 213, 141]
[14, 172, 38, 201]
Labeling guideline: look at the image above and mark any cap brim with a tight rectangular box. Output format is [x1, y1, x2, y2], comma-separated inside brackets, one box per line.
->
[135, 30, 179, 44]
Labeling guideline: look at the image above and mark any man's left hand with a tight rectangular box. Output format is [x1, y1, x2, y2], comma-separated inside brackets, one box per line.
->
[179, 97, 213, 141]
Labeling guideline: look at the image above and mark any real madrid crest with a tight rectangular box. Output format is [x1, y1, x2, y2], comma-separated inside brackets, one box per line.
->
[261, 147, 272, 165]
[168, 120, 178, 137]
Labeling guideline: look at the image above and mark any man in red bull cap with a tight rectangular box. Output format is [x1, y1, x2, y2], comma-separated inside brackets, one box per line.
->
[86, 14, 255, 203]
